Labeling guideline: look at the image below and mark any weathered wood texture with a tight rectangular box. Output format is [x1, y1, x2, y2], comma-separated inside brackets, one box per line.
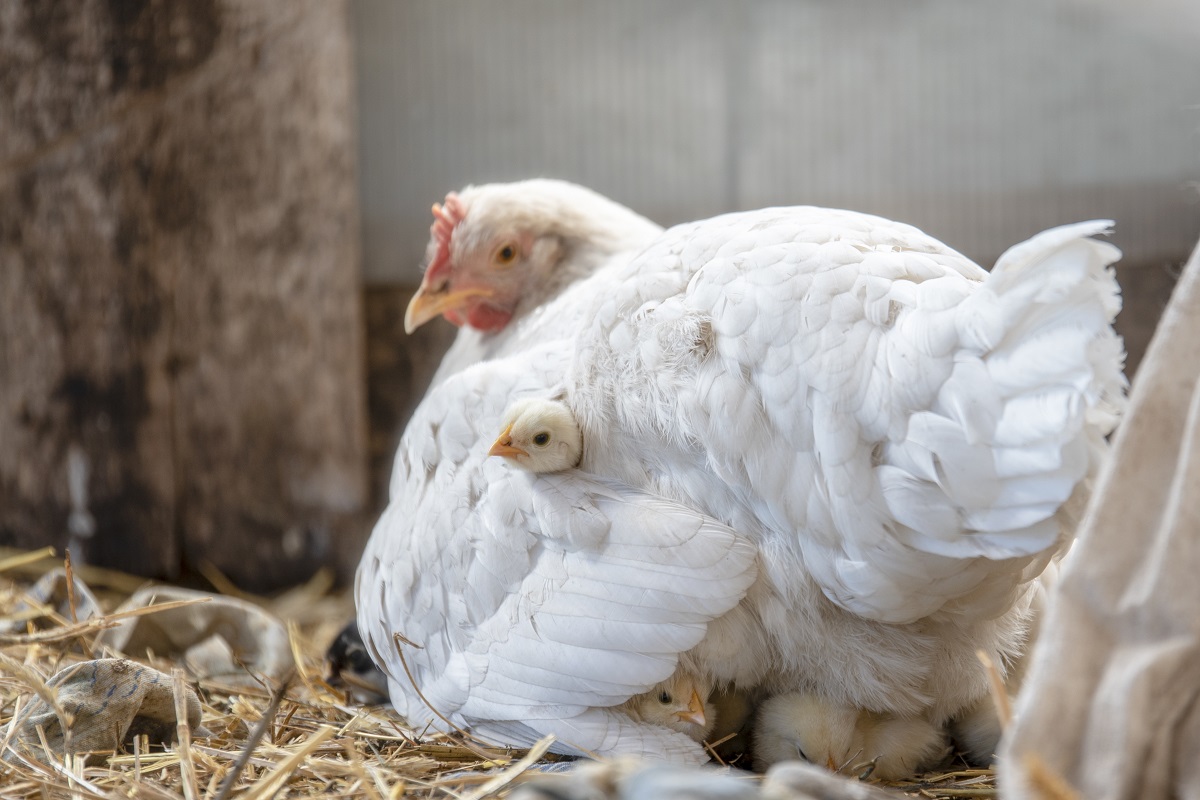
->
[0, 0, 368, 590]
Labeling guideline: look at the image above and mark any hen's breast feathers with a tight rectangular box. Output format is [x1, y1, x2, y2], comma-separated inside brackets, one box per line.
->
[570, 210, 1123, 624]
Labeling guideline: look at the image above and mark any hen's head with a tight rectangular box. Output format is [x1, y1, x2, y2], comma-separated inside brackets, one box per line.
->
[488, 398, 582, 473]
[404, 179, 661, 334]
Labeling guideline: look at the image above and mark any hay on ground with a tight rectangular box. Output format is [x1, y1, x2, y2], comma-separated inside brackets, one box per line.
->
[0, 547, 996, 799]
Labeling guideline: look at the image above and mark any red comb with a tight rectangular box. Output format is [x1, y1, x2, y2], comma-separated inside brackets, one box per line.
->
[426, 191, 465, 283]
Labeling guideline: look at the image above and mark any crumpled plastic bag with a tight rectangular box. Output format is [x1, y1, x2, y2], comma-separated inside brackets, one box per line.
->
[1, 567, 103, 634]
[1001, 239, 1200, 799]
[1, 658, 208, 765]
[96, 586, 293, 684]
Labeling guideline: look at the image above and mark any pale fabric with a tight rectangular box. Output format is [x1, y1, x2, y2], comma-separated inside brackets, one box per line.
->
[1001, 239, 1200, 798]
[97, 586, 293, 684]
[0, 659, 206, 764]
[2, 567, 102, 633]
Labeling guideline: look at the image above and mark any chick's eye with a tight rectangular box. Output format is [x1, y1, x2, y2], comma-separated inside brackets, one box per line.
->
[658, 691, 672, 704]
[494, 243, 518, 265]
[532, 432, 550, 447]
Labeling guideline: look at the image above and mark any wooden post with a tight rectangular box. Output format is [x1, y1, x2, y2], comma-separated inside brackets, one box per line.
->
[0, 1, 368, 590]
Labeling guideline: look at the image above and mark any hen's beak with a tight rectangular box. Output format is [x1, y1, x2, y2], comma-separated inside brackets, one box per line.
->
[404, 285, 494, 334]
[488, 424, 528, 459]
[674, 689, 707, 728]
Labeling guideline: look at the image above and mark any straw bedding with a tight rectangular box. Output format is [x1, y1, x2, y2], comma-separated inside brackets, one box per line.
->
[0, 547, 998, 799]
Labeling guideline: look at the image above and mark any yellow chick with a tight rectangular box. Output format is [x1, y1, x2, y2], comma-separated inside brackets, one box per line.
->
[617, 670, 716, 744]
[488, 398, 583, 473]
[753, 692, 950, 780]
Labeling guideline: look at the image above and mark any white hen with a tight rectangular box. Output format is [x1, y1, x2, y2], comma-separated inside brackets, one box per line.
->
[359, 198, 1125, 770]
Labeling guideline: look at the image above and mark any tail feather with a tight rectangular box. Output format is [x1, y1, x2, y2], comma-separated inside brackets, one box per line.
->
[878, 221, 1126, 616]
[966, 220, 1124, 505]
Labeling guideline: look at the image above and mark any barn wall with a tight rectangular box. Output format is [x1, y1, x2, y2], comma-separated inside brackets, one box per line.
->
[353, 0, 1200, 286]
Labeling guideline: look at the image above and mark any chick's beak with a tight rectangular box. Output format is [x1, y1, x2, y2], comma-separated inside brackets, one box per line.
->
[488, 424, 528, 460]
[675, 689, 707, 728]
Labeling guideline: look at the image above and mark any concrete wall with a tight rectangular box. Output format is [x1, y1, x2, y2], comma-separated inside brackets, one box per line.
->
[353, 0, 1200, 284]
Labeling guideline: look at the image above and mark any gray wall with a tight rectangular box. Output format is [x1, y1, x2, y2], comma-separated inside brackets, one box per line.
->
[353, 0, 1200, 284]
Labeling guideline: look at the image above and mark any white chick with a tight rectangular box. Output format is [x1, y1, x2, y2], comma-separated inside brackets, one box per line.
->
[488, 398, 582, 473]
[753, 693, 950, 781]
[617, 670, 716, 744]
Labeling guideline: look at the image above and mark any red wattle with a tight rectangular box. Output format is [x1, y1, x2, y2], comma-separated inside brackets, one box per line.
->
[466, 305, 513, 333]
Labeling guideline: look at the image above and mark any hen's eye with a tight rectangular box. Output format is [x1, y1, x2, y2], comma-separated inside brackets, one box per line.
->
[658, 691, 672, 704]
[532, 432, 550, 447]
[494, 243, 518, 265]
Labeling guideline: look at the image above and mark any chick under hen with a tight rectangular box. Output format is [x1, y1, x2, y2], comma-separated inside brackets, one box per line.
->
[753, 692, 950, 780]
[618, 670, 715, 745]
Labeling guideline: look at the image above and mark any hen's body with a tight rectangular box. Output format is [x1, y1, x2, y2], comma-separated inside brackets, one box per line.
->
[358, 200, 1125, 765]
[569, 209, 1123, 722]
